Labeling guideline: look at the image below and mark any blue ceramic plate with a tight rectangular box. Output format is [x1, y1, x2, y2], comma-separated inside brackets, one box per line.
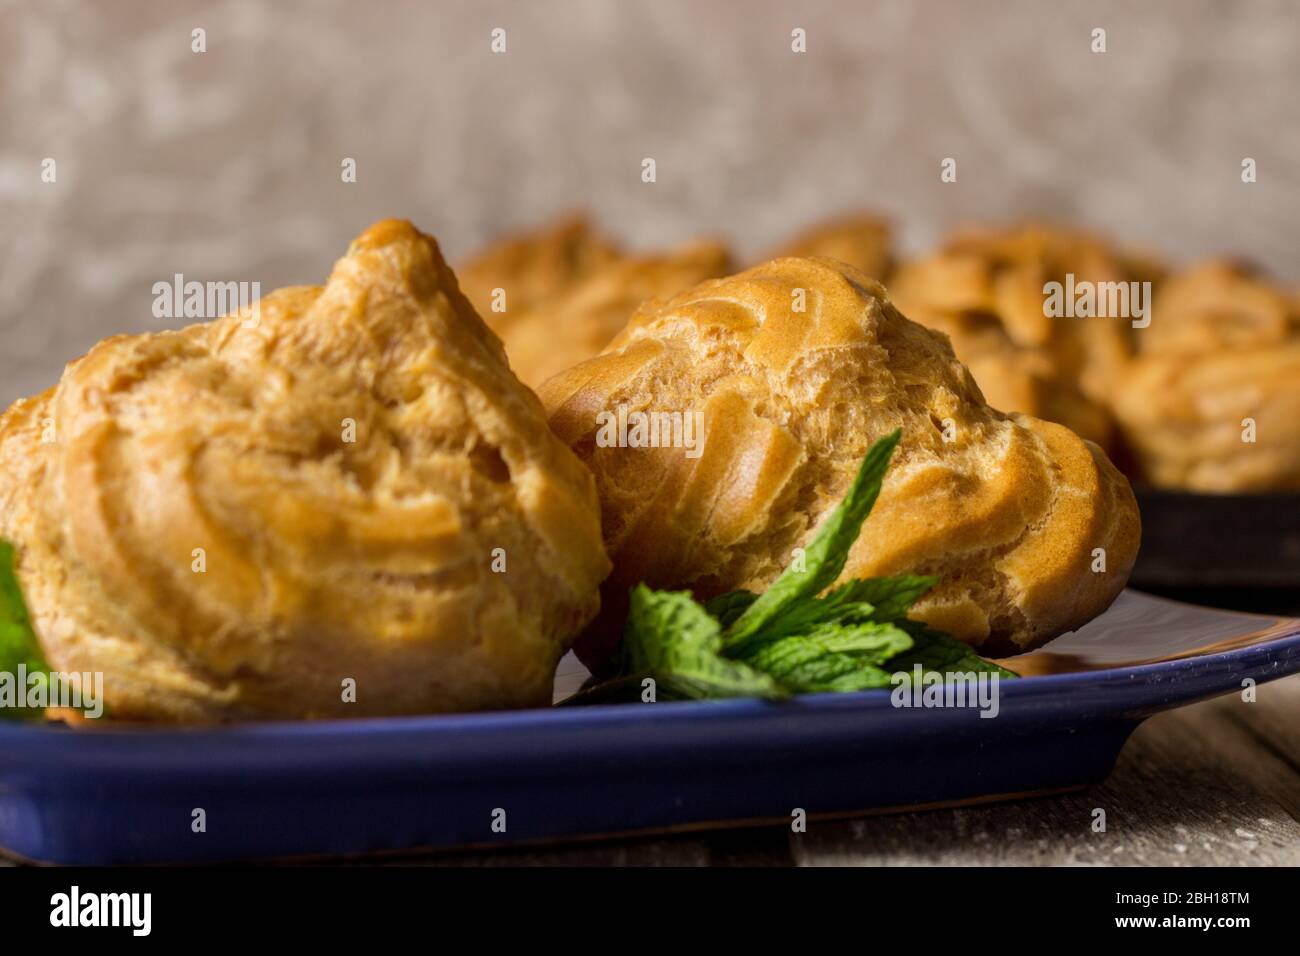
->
[2, 590, 1298, 864]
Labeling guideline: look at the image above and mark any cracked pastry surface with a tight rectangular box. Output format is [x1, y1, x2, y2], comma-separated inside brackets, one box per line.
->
[460, 216, 732, 387]
[0, 220, 611, 721]
[541, 256, 1140, 668]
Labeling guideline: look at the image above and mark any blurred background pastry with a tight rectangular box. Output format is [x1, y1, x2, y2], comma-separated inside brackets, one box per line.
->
[1135, 259, 1298, 356]
[542, 256, 1140, 668]
[1111, 346, 1300, 493]
[458, 215, 621, 321]
[0, 220, 611, 721]
[460, 217, 732, 387]
[897, 223, 1164, 405]
[764, 213, 894, 282]
[1113, 261, 1300, 491]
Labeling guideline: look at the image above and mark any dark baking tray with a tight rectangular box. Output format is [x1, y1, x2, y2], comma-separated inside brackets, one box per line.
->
[1132, 489, 1300, 615]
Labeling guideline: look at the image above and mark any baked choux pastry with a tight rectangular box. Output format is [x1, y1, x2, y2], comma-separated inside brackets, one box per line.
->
[500, 240, 732, 389]
[460, 217, 732, 387]
[915, 224, 1165, 404]
[1137, 260, 1299, 355]
[887, 285, 1115, 450]
[0, 220, 611, 721]
[1112, 345, 1300, 492]
[1113, 261, 1300, 491]
[458, 214, 620, 321]
[768, 213, 894, 281]
[540, 256, 1140, 668]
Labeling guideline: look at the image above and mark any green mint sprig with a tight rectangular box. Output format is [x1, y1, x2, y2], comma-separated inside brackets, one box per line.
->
[563, 430, 1015, 704]
[0, 539, 52, 721]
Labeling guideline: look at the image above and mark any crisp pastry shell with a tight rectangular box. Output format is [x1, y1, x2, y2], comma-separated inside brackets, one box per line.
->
[0, 220, 611, 721]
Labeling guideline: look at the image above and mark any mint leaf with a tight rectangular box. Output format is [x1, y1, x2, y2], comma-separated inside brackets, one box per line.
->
[888, 621, 1018, 681]
[561, 430, 1016, 707]
[621, 585, 785, 700]
[723, 430, 901, 651]
[741, 636, 894, 692]
[802, 620, 915, 663]
[735, 620, 913, 693]
[723, 574, 937, 649]
[703, 589, 758, 628]
[0, 539, 50, 721]
[822, 574, 938, 623]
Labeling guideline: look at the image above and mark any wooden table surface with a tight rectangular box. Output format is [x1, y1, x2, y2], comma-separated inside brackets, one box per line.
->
[397, 672, 1300, 867]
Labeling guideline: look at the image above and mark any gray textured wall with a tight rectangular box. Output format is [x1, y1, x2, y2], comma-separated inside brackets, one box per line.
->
[2, 0, 1297, 404]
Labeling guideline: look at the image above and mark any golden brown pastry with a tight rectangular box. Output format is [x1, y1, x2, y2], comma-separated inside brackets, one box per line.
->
[768, 213, 893, 280]
[1111, 346, 1300, 492]
[1113, 261, 1300, 491]
[0, 220, 611, 721]
[904, 224, 1165, 405]
[459, 217, 732, 387]
[499, 240, 732, 389]
[541, 256, 1140, 667]
[457, 214, 620, 319]
[886, 222, 1166, 452]
[1137, 259, 1299, 355]
[887, 272, 1115, 449]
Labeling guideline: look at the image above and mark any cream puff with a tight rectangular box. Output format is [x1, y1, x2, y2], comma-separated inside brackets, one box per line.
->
[540, 256, 1140, 667]
[0, 220, 611, 721]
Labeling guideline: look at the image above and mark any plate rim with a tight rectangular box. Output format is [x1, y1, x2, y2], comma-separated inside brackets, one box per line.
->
[3, 617, 1298, 746]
